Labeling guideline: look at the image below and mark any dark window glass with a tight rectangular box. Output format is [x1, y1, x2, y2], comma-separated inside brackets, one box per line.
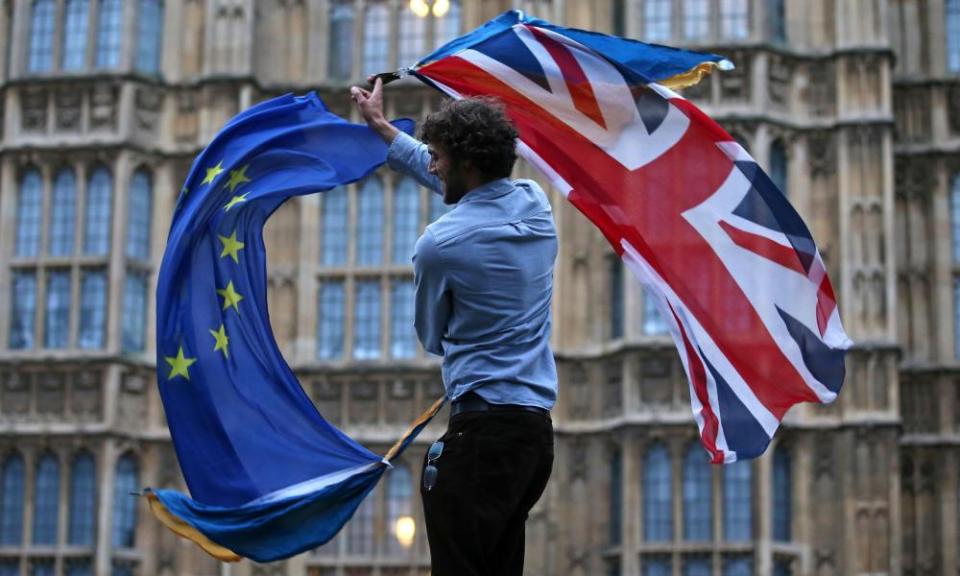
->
[356, 178, 384, 265]
[772, 448, 791, 541]
[44, 270, 71, 349]
[684, 0, 710, 39]
[126, 170, 152, 260]
[10, 272, 37, 349]
[16, 169, 43, 257]
[328, 1, 355, 80]
[121, 272, 147, 352]
[950, 0, 960, 71]
[390, 280, 415, 358]
[111, 455, 138, 548]
[96, 0, 122, 68]
[84, 168, 112, 255]
[683, 444, 712, 541]
[62, 0, 90, 70]
[393, 177, 420, 264]
[0, 560, 20, 576]
[770, 140, 788, 197]
[135, 0, 163, 73]
[723, 555, 754, 576]
[720, 0, 749, 39]
[768, 0, 786, 43]
[79, 270, 107, 349]
[0, 454, 25, 544]
[644, 557, 672, 576]
[322, 186, 348, 266]
[29, 559, 54, 576]
[317, 281, 345, 360]
[644, 0, 672, 41]
[353, 280, 381, 359]
[683, 557, 712, 576]
[609, 448, 622, 545]
[68, 452, 96, 545]
[346, 485, 375, 554]
[643, 444, 672, 541]
[32, 454, 60, 544]
[50, 170, 77, 257]
[952, 175, 960, 263]
[65, 560, 92, 576]
[363, 1, 389, 75]
[28, 0, 55, 72]
[723, 461, 753, 540]
[611, 259, 624, 339]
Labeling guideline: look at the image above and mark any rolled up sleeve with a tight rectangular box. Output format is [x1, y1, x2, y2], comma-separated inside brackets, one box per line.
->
[412, 230, 451, 356]
[387, 131, 444, 194]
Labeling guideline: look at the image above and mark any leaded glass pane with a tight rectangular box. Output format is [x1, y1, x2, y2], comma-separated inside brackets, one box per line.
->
[684, 0, 710, 39]
[32, 454, 60, 545]
[385, 465, 414, 555]
[50, 170, 77, 257]
[346, 485, 375, 554]
[96, 0, 122, 68]
[390, 280, 415, 359]
[68, 452, 96, 545]
[643, 557, 671, 576]
[65, 560, 92, 576]
[135, 0, 163, 73]
[643, 445, 672, 541]
[16, 169, 43, 257]
[950, 0, 960, 71]
[393, 178, 420, 264]
[684, 557, 712, 576]
[770, 140, 788, 197]
[317, 281, 345, 360]
[398, 7, 427, 68]
[768, 0, 786, 43]
[62, 0, 90, 70]
[0, 454, 25, 544]
[611, 259, 624, 339]
[354, 281, 381, 359]
[79, 271, 107, 349]
[0, 560, 19, 576]
[122, 273, 147, 352]
[126, 171, 152, 260]
[322, 186, 348, 266]
[29, 559, 54, 576]
[328, 2, 355, 80]
[84, 168, 112, 255]
[723, 555, 754, 576]
[10, 272, 37, 350]
[643, 289, 669, 335]
[363, 1, 389, 75]
[28, 0, 55, 72]
[683, 444, 712, 541]
[723, 461, 753, 540]
[644, 0, 672, 42]
[356, 178, 384, 265]
[112, 455, 138, 548]
[720, 0, 749, 39]
[44, 271, 71, 349]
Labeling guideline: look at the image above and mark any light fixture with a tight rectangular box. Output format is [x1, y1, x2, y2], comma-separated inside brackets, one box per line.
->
[410, 0, 449, 18]
[394, 516, 416, 549]
[432, 0, 450, 18]
[409, 0, 430, 18]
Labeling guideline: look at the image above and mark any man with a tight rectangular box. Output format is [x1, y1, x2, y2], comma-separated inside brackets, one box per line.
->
[351, 77, 558, 575]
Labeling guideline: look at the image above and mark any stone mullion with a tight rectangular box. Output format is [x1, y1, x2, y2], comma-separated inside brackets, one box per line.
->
[0, 156, 18, 349]
[51, 0, 65, 72]
[36, 165, 53, 350]
[56, 447, 69, 569]
[104, 153, 129, 354]
[94, 439, 116, 576]
[756, 446, 772, 576]
[86, 0, 99, 72]
[297, 194, 320, 365]
[69, 161, 87, 350]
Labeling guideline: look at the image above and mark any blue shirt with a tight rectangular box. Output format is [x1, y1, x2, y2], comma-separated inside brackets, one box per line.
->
[387, 131, 558, 410]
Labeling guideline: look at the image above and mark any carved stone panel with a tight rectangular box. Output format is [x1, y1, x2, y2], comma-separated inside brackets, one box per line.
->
[0, 372, 30, 417]
[639, 356, 672, 406]
[89, 84, 118, 130]
[806, 61, 836, 117]
[948, 84, 960, 136]
[174, 92, 198, 143]
[313, 379, 342, 426]
[135, 87, 163, 132]
[55, 89, 82, 131]
[603, 359, 622, 418]
[21, 87, 48, 132]
[36, 372, 65, 417]
[348, 379, 379, 425]
[808, 131, 836, 178]
[768, 55, 792, 107]
[384, 379, 414, 424]
[565, 362, 591, 419]
[72, 370, 102, 420]
[118, 373, 147, 429]
[719, 52, 750, 102]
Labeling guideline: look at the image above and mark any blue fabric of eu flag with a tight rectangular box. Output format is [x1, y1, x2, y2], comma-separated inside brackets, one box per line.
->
[149, 92, 415, 562]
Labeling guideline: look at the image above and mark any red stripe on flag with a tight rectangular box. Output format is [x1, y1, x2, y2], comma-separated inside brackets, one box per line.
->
[816, 275, 837, 336]
[670, 306, 723, 463]
[527, 26, 607, 130]
[718, 220, 807, 275]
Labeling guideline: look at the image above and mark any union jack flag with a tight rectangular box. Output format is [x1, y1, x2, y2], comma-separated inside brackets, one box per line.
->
[409, 11, 852, 463]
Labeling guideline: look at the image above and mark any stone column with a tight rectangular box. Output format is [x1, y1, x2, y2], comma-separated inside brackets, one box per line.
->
[95, 439, 117, 576]
[105, 152, 130, 353]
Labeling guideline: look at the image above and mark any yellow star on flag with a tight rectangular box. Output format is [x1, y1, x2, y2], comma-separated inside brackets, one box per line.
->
[164, 346, 197, 381]
[225, 164, 252, 193]
[201, 161, 225, 186]
[209, 324, 230, 358]
[218, 230, 245, 263]
[224, 192, 249, 212]
[217, 281, 244, 313]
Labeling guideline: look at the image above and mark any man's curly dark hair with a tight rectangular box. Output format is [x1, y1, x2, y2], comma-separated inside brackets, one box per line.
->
[420, 98, 519, 180]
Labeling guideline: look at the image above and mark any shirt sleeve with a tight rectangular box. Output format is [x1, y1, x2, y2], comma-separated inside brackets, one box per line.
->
[412, 229, 451, 356]
[387, 131, 444, 194]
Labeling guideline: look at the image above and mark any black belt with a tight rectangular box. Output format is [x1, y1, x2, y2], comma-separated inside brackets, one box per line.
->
[450, 392, 550, 418]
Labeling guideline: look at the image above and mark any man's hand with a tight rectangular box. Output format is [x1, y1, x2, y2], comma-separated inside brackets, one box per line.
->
[351, 76, 400, 145]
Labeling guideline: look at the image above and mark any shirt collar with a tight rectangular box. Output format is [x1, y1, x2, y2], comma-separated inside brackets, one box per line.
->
[458, 178, 514, 204]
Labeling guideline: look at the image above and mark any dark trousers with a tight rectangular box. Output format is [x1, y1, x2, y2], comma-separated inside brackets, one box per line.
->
[420, 409, 554, 576]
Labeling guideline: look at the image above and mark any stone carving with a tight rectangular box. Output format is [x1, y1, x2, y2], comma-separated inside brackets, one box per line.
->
[948, 84, 960, 136]
[808, 131, 836, 177]
[72, 370, 101, 420]
[641, 356, 673, 406]
[135, 87, 163, 132]
[55, 89, 82, 131]
[603, 360, 622, 417]
[385, 380, 414, 424]
[1, 372, 30, 416]
[313, 379, 342, 426]
[174, 92, 198, 143]
[119, 373, 147, 429]
[90, 84, 118, 130]
[349, 379, 378, 425]
[719, 51, 750, 102]
[565, 362, 590, 419]
[768, 55, 792, 107]
[807, 61, 836, 117]
[37, 373, 65, 416]
[21, 87, 48, 132]
[569, 439, 588, 481]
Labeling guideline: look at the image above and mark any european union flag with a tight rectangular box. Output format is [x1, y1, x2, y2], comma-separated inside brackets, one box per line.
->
[146, 93, 437, 562]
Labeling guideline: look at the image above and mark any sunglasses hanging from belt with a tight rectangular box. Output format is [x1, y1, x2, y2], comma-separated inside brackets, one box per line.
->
[422, 440, 445, 491]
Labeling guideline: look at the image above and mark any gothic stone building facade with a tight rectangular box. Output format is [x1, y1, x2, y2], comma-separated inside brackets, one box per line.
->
[0, 0, 958, 575]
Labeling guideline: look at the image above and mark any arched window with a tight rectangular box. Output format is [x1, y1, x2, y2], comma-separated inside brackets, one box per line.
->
[84, 167, 112, 255]
[321, 186, 348, 266]
[45, 271, 71, 349]
[121, 273, 147, 352]
[610, 258, 624, 339]
[9, 272, 37, 350]
[644, 0, 672, 41]
[683, 444, 712, 541]
[434, 0, 462, 47]
[609, 447, 622, 545]
[96, 0, 123, 69]
[398, 7, 427, 68]
[346, 486, 375, 555]
[393, 177, 420, 264]
[62, 0, 89, 70]
[33, 454, 60, 545]
[950, 0, 960, 72]
[126, 170, 152, 260]
[720, 0, 749, 39]
[385, 464, 414, 555]
[356, 178, 384, 265]
[316, 281, 345, 360]
[16, 169, 43, 257]
[28, 0, 55, 72]
[723, 461, 752, 540]
[390, 280, 415, 358]
[49, 169, 77, 256]
[353, 280, 381, 359]
[770, 140, 788, 197]
[643, 444, 672, 541]
[363, 1, 389, 75]
[68, 452, 96, 545]
[328, 1, 355, 80]
[78, 270, 107, 349]
[112, 454, 138, 548]
[135, 0, 164, 73]
[683, 0, 710, 39]
[767, 0, 786, 43]
[772, 447, 791, 541]
[0, 454, 25, 545]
